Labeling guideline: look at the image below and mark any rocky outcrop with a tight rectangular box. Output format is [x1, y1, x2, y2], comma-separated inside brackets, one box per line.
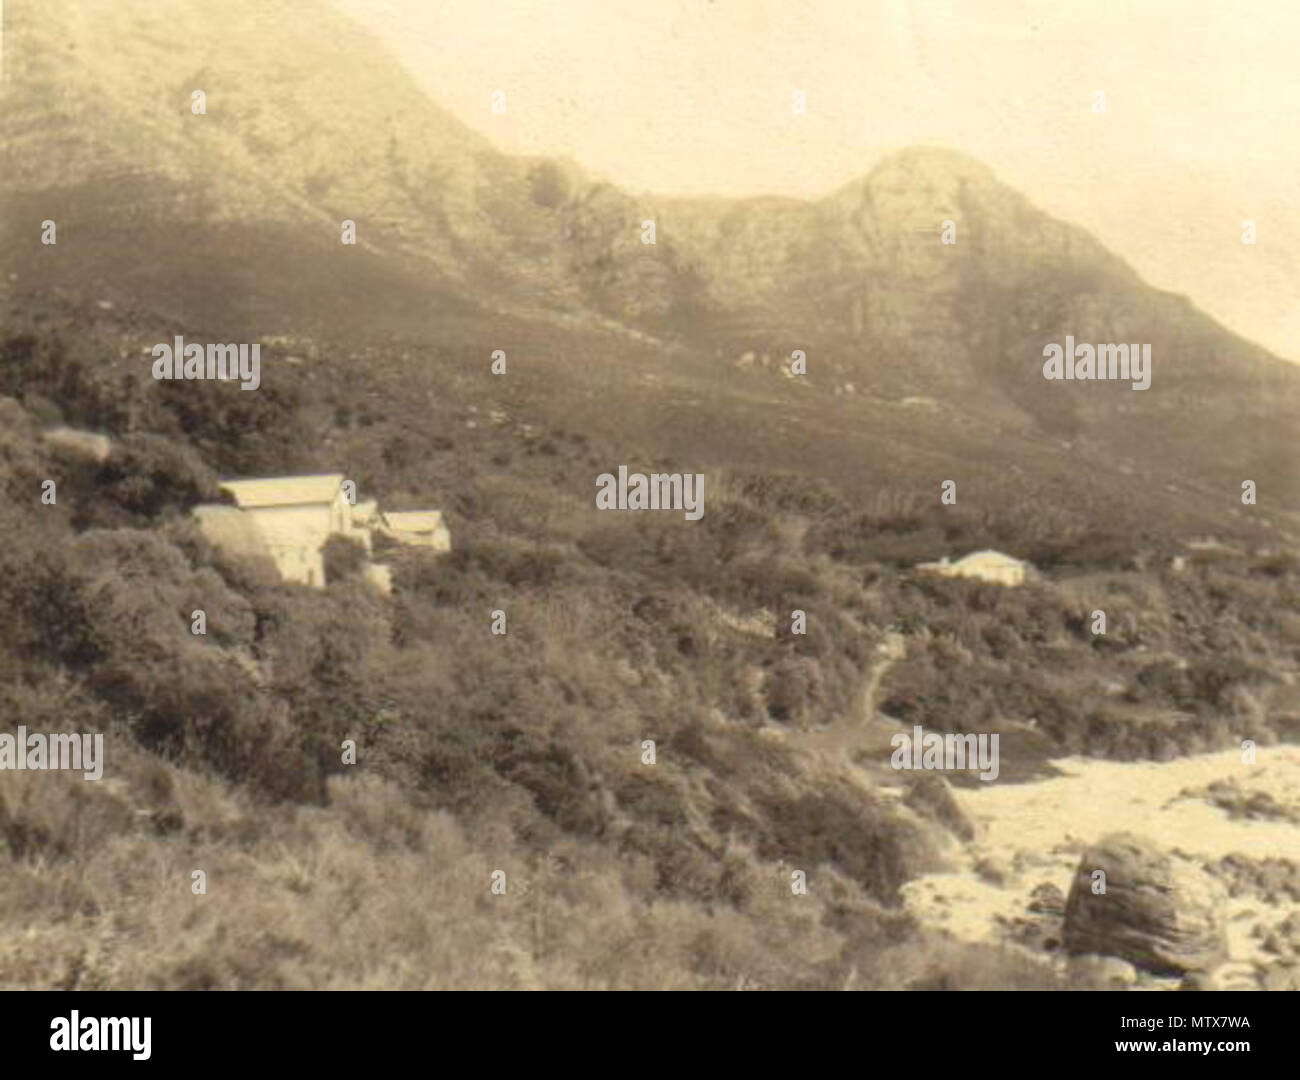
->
[1063, 833, 1228, 975]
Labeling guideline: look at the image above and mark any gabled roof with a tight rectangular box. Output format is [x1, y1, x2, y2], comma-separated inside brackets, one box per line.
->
[383, 511, 444, 532]
[917, 550, 1031, 572]
[220, 474, 345, 509]
[953, 549, 1028, 567]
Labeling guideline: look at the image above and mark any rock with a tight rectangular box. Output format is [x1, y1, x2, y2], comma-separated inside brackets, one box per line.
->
[1063, 833, 1228, 975]
[1182, 962, 1260, 991]
[1261, 964, 1300, 991]
[1262, 912, 1300, 958]
[903, 773, 975, 842]
[1028, 882, 1066, 917]
[1068, 954, 1139, 987]
[41, 426, 112, 464]
[1207, 962, 1261, 991]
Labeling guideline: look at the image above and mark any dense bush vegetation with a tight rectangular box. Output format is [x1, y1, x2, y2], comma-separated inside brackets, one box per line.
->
[1, 313, 1296, 990]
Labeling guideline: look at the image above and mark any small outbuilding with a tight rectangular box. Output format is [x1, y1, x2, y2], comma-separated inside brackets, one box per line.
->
[381, 510, 451, 551]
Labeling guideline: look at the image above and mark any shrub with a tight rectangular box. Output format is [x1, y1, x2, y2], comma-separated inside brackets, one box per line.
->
[322, 534, 368, 584]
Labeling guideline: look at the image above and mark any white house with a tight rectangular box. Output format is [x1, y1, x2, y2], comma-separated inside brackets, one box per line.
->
[216, 474, 351, 587]
[917, 549, 1032, 587]
[193, 476, 450, 588]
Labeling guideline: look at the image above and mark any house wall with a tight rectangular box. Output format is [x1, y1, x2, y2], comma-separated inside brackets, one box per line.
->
[391, 525, 451, 551]
[953, 558, 1025, 586]
[425, 524, 452, 552]
[330, 491, 352, 535]
[244, 503, 333, 548]
[267, 543, 326, 587]
[243, 502, 334, 587]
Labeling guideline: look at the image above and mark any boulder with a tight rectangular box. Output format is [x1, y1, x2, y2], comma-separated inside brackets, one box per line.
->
[1063, 833, 1228, 975]
[1028, 882, 1066, 917]
[41, 426, 111, 464]
[1181, 962, 1260, 991]
[974, 853, 1011, 885]
[1261, 965, 1300, 991]
[1067, 954, 1139, 988]
[903, 773, 975, 842]
[1261, 912, 1300, 959]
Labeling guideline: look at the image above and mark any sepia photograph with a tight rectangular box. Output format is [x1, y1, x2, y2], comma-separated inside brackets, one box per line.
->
[0, 0, 1296, 1054]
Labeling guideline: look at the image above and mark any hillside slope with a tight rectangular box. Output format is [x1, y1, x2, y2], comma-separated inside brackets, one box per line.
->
[0, 0, 1297, 992]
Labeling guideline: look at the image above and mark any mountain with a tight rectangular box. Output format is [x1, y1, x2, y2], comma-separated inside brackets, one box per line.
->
[0, 0, 1295, 536]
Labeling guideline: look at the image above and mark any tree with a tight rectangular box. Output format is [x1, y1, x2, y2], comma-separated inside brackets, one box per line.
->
[528, 161, 572, 209]
[322, 534, 368, 585]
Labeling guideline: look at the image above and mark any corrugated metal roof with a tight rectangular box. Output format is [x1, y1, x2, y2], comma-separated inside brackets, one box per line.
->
[220, 474, 345, 508]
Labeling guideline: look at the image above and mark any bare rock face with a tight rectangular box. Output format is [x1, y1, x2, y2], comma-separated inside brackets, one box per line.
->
[1063, 833, 1228, 975]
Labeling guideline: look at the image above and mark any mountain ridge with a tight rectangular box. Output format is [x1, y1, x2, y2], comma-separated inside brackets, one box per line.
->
[0, 0, 1294, 519]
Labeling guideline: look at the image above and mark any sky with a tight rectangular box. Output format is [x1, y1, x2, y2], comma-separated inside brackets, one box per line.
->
[332, 0, 1300, 362]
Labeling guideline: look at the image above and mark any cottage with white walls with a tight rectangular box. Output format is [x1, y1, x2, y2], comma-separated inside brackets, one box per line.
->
[216, 474, 352, 586]
[916, 549, 1033, 587]
[191, 474, 449, 589]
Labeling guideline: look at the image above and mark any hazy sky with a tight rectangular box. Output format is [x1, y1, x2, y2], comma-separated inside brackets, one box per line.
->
[333, 0, 1300, 362]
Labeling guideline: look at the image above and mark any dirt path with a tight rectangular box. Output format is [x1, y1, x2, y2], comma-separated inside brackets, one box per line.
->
[774, 632, 908, 764]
